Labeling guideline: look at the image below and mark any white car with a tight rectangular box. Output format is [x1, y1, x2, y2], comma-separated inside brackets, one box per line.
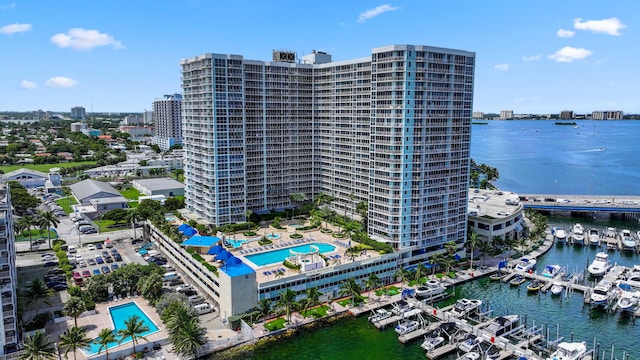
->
[78, 260, 87, 268]
[87, 244, 96, 251]
[75, 254, 83, 261]
[41, 254, 56, 262]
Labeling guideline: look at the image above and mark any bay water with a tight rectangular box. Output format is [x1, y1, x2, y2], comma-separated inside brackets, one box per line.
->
[214, 120, 640, 359]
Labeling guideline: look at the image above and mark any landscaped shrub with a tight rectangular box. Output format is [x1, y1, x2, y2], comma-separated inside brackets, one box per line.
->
[243, 231, 257, 237]
[258, 239, 272, 246]
[290, 233, 303, 239]
[283, 259, 301, 270]
[332, 232, 347, 239]
[320, 228, 333, 234]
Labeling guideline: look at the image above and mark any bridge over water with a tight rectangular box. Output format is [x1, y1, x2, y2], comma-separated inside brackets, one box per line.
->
[518, 194, 640, 214]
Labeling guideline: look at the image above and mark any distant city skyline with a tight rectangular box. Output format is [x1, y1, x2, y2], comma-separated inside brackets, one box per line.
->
[1, 1, 639, 113]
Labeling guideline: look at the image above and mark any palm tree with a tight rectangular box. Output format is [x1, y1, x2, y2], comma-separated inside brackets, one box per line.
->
[15, 216, 30, 247]
[289, 192, 307, 220]
[169, 317, 206, 358]
[347, 192, 356, 216]
[63, 297, 85, 327]
[478, 240, 492, 267]
[20, 330, 56, 360]
[257, 299, 272, 320]
[138, 273, 163, 302]
[24, 278, 52, 316]
[338, 278, 362, 306]
[125, 209, 141, 241]
[394, 267, 411, 286]
[415, 263, 428, 284]
[245, 209, 253, 222]
[467, 231, 481, 272]
[37, 210, 60, 250]
[94, 328, 117, 360]
[444, 241, 458, 257]
[364, 273, 382, 303]
[117, 315, 149, 354]
[58, 326, 91, 360]
[430, 253, 447, 276]
[275, 289, 298, 323]
[18, 214, 35, 247]
[300, 287, 322, 316]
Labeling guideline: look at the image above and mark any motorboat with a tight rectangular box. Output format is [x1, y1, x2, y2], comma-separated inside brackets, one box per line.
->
[456, 352, 481, 360]
[590, 279, 614, 306]
[526, 279, 543, 292]
[448, 298, 482, 318]
[394, 319, 420, 335]
[368, 309, 392, 323]
[489, 270, 508, 281]
[570, 223, 584, 245]
[587, 252, 611, 277]
[484, 314, 519, 336]
[604, 227, 617, 241]
[588, 228, 600, 246]
[546, 341, 587, 360]
[550, 282, 564, 296]
[510, 274, 527, 286]
[514, 258, 536, 272]
[458, 334, 481, 352]
[391, 300, 414, 315]
[541, 264, 563, 278]
[620, 229, 636, 251]
[415, 279, 447, 298]
[616, 290, 639, 312]
[421, 334, 445, 351]
[555, 228, 567, 242]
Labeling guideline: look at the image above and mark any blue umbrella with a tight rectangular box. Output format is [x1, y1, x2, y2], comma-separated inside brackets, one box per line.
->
[180, 226, 197, 236]
[207, 245, 224, 255]
[178, 224, 190, 232]
[216, 250, 232, 261]
[225, 256, 242, 266]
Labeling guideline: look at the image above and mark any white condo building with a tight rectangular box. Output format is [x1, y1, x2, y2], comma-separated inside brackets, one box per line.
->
[152, 94, 183, 151]
[181, 44, 474, 259]
[0, 184, 18, 354]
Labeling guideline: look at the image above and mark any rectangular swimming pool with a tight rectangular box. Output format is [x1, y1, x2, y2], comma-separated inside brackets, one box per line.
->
[86, 302, 159, 354]
[244, 242, 336, 266]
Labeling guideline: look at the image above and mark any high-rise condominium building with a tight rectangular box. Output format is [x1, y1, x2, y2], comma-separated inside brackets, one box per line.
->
[592, 111, 623, 120]
[152, 94, 183, 151]
[499, 110, 513, 120]
[71, 106, 86, 120]
[181, 44, 474, 256]
[0, 183, 17, 354]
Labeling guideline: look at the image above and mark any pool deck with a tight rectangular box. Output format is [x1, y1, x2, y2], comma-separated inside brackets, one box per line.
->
[45, 298, 169, 360]
[205, 224, 372, 283]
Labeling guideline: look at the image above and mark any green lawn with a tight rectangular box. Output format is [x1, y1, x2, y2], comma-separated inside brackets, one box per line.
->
[300, 305, 330, 319]
[119, 187, 141, 200]
[375, 286, 400, 297]
[264, 317, 287, 331]
[0, 161, 97, 174]
[16, 230, 56, 242]
[56, 197, 78, 214]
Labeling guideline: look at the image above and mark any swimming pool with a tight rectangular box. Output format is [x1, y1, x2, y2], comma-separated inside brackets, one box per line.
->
[226, 239, 247, 248]
[245, 243, 336, 266]
[266, 233, 281, 240]
[86, 302, 159, 354]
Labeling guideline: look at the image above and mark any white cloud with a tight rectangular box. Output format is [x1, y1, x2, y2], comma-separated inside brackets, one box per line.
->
[1, 2, 16, 10]
[573, 17, 626, 36]
[557, 29, 575, 38]
[494, 64, 509, 71]
[20, 80, 37, 89]
[522, 55, 541, 62]
[50, 28, 123, 50]
[357, 4, 399, 23]
[0, 23, 31, 35]
[548, 46, 592, 63]
[46, 76, 78, 88]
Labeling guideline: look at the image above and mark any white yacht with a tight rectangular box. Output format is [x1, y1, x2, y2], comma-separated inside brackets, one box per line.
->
[546, 341, 587, 360]
[588, 228, 600, 246]
[604, 227, 618, 241]
[391, 300, 414, 315]
[555, 228, 567, 242]
[587, 252, 611, 277]
[484, 314, 519, 336]
[448, 298, 482, 318]
[571, 223, 584, 245]
[590, 279, 614, 306]
[514, 258, 536, 272]
[415, 279, 447, 298]
[394, 319, 420, 335]
[456, 352, 481, 360]
[420, 334, 445, 351]
[616, 291, 639, 312]
[620, 229, 636, 251]
[368, 309, 391, 323]
[550, 282, 564, 296]
[458, 334, 481, 352]
[541, 264, 563, 278]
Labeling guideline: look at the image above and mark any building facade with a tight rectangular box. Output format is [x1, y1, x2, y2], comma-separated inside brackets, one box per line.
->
[592, 111, 623, 120]
[181, 44, 474, 260]
[499, 110, 513, 120]
[71, 106, 86, 120]
[152, 94, 183, 151]
[559, 110, 574, 120]
[0, 184, 18, 354]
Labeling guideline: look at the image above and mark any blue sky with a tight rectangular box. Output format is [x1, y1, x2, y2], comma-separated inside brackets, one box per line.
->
[1, 0, 638, 114]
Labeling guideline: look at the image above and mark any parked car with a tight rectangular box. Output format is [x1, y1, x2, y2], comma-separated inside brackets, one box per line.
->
[47, 269, 64, 275]
[95, 243, 103, 249]
[101, 265, 111, 274]
[43, 261, 58, 267]
[93, 269, 101, 276]
[82, 228, 98, 234]
[41, 254, 56, 262]
[87, 244, 96, 251]
[53, 284, 69, 291]
[111, 264, 119, 271]
[82, 270, 91, 278]
[113, 253, 122, 262]
[96, 257, 104, 264]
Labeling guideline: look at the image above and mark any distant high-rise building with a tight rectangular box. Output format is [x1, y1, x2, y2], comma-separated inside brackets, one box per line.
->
[560, 110, 574, 120]
[0, 183, 18, 354]
[499, 110, 513, 119]
[152, 94, 183, 151]
[143, 110, 154, 125]
[70, 122, 86, 132]
[181, 44, 475, 261]
[123, 115, 142, 125]
[472, 111, 484, 119]
[71, 106, 86, 120]
[592, 111, 623, 120]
